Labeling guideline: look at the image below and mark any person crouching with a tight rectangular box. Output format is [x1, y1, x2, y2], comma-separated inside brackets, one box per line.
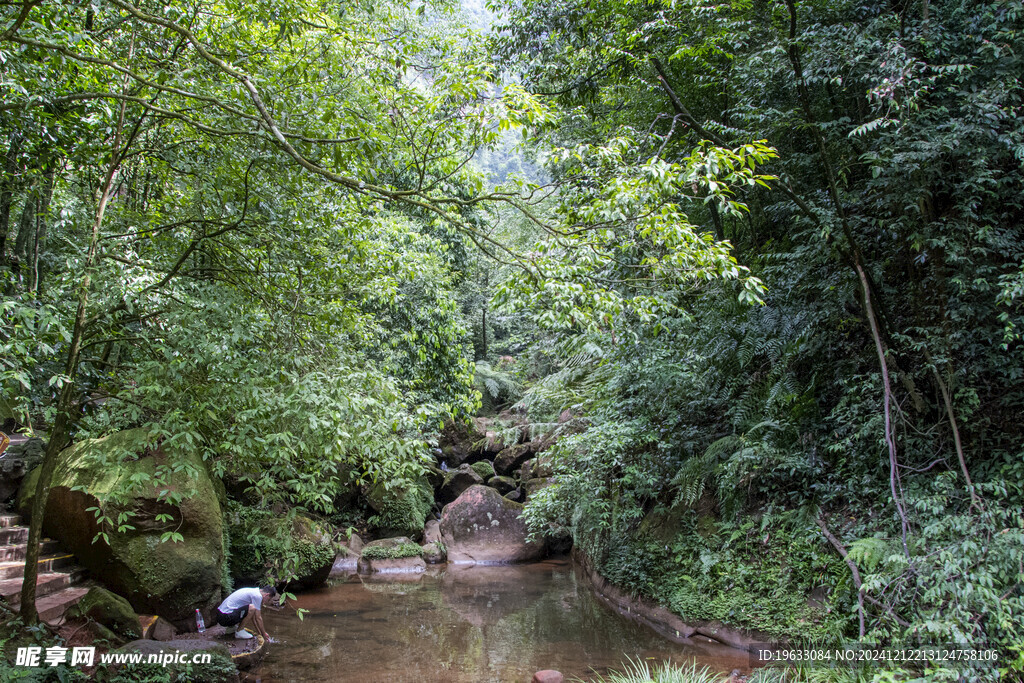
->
[215, 585, 277, 640]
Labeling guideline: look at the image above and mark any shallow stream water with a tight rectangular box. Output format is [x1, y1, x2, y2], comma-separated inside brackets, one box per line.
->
[247, 558, 751, 683]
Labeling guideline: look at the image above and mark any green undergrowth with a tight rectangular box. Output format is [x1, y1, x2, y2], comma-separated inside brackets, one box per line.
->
[99, 656, 238, 683]
[583, 658, 726, 683]
[597, 511, 848, 642]
[361, 542, 424, 559]
[585, 655, 912, 683]
[583, 658, 872, 683]
[366, 478, 434, 538]
[0, 609, 88, 682]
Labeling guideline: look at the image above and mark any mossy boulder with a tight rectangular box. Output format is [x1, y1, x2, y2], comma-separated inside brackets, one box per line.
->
[357, 537, 426, 573]
[227, 504, 336, 591]
[440, 485, 545, 564]
[17, 430, 225, 628]
[365, 477, 434, 540]
[493, 443, 533, 476]
[437, 419, 487, 467]
[67, 587, 142, 644]
[437, 465, 484, 506]
[486, 475, 516, 495]
[470, 460, 495, 481]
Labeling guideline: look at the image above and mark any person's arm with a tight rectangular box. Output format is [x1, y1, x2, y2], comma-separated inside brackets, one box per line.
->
[254, 608, 270, 641]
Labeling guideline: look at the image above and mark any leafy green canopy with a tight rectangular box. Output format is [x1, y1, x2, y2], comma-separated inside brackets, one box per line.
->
[0, 0, 775, 607]
[495, 0, 1024, 673]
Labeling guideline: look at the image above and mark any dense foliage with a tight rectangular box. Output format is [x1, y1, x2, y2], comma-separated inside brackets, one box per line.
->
[493, 0, 1024, 678]
[2, 0, 1023, 679]
[0, 0, 499, 603]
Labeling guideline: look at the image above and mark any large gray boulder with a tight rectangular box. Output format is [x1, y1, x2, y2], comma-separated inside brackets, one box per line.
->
[439, 485, 545, 565]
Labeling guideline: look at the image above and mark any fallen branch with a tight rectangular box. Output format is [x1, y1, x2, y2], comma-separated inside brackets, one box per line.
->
[817, 518, 866, 638]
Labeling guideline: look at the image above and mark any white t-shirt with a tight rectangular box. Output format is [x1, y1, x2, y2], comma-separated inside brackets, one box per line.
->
[217, 587, 262, 614]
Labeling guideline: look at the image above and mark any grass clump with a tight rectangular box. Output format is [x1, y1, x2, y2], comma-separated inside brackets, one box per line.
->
[585, 659, 726, 683]
[586, 658, 873, 683]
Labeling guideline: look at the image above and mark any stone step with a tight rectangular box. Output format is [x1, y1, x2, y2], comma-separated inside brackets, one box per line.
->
[0, 540, 61, 562]
[0, 567, 87, 608]
[0, 553, 75, 580]
[0, 515, 21, 528]
[38, 585, 91, 625]
[0, 526, 28, 546]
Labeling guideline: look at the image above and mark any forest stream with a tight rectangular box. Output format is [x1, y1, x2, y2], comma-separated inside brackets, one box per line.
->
[248, 559, 752, 682]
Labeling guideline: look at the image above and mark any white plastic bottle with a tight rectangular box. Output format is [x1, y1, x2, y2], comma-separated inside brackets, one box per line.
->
[195, 609, 206, 633]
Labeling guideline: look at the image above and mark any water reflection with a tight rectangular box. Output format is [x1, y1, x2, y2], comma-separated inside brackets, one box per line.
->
[248, 558, 749, 682]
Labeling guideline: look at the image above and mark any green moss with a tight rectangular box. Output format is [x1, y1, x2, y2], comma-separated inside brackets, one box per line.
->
[598, 510, 846, 641]
[226, 502, 335, 587]
[67, 587, 142, 642]
[470, 461, 495, 481]
[361, 542, 424, 559]
[102, 647, 237, 683]
[366, 477, 433, 538]
[15, 429, 225, 621]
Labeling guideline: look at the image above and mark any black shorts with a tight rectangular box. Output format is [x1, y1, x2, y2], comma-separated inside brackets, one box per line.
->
[215, 605, 248, 627]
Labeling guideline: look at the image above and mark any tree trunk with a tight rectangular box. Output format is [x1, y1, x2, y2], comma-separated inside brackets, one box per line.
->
[709, 200, 724, 241]
[20, 159, 119, 624]
[29, 163, 57, 293]
[11, 184, 37, 281]
[0, 134, 24, 265]
[481, 305, 487, 360]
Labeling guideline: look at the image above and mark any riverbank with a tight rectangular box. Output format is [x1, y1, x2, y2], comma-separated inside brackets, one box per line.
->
[572, 548, 778, 653]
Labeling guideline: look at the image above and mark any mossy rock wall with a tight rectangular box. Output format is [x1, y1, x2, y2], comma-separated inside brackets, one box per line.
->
[227, 504, 335, 591]
[18, 430, 224, 627]
[365, 477, 433, 540]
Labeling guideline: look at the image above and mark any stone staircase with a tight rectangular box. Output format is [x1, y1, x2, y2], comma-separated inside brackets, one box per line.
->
[0, 513, 90, 624]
